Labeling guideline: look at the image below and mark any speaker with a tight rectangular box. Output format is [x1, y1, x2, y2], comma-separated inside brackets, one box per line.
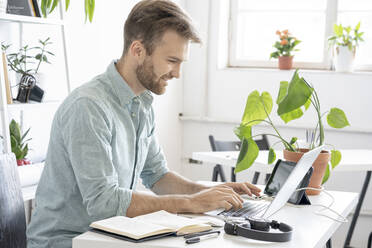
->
[224, 217, 293, 242]
[29, 84, 44, 102]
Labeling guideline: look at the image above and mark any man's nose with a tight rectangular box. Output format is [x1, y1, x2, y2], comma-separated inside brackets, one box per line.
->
[171, 63, 181, 79]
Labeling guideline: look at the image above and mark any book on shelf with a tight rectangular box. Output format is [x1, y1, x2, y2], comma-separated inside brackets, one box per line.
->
[6, 0, 40, 17]
[89, 210, 212, 242]
[1, 52, 13, 104]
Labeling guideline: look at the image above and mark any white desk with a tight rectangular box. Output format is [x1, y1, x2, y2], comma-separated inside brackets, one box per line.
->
[73, 190, 358, 248]
[192, 149, 372, 247]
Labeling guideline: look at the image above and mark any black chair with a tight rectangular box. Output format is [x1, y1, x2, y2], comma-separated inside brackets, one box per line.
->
[0, 153, 27, 248]
[209, 135, 270, 183]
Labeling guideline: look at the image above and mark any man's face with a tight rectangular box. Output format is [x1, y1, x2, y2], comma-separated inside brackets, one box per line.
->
[136, 30, 189, 95]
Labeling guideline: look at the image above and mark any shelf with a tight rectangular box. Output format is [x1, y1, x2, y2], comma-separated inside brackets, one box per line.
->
[7, 100, 61, 111]
[0, 13, 63, 25]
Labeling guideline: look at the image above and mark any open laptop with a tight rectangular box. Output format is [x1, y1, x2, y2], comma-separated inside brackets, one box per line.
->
[206, 146, 324, 219]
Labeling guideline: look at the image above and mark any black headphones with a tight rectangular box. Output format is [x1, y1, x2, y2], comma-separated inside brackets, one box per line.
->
[224, 217, 293, 242]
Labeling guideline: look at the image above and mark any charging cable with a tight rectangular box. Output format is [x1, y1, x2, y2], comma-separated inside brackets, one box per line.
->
[294, 187, 348, 223]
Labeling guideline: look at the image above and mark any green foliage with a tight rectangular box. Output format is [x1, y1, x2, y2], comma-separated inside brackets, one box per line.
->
[41, 0, 95, 23]
[234, 70, 350, 184]
[270, 30, 301, 59]
[9, 119, 31, 160]
[1, 38, 54, 75]
[328, 22, 364, 51]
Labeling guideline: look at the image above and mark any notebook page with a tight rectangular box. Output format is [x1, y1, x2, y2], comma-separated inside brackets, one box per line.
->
[90, 216, 173, 239]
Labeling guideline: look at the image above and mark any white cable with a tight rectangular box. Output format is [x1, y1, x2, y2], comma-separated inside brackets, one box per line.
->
[294, 187, 348, 223]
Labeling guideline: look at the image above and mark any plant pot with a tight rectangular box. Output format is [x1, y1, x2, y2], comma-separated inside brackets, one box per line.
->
[283, 148, 330, 195]
[278, 56, 293, 70]
[334, 46, 355, 72]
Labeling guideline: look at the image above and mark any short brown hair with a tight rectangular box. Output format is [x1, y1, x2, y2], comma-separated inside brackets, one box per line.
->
[123, 0, 201, 55]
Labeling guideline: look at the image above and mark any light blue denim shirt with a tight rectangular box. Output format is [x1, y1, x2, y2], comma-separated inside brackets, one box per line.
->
[27, 61, 169, 248]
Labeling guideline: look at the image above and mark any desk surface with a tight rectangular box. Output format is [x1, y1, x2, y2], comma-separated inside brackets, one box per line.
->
[193, 149, 372, 174]
[73, 190, 358, 248]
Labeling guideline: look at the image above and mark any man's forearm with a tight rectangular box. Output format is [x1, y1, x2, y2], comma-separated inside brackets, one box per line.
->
[126, 191, 190, 217]
[151, 172, 209, 195]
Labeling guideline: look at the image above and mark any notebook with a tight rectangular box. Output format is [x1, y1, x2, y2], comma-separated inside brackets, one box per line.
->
[89, 210, 212, 242]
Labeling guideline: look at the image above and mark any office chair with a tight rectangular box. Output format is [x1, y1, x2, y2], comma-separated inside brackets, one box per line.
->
[208, 135, 270, 183]
[0, 153, 27, 248]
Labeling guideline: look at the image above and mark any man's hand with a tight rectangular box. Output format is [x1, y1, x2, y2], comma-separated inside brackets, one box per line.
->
[187, 187, 244, 213]
[215, 182, 261, 197]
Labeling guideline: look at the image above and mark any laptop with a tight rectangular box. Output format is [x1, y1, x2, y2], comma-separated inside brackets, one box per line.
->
[205, 146, 324, 219]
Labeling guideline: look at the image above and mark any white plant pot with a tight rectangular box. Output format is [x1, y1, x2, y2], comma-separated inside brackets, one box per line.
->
[0, 0, 7, 14]
[334, 46, 355, 73]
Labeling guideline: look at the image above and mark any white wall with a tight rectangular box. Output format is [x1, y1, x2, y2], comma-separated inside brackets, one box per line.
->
[182, 1, 372, 247]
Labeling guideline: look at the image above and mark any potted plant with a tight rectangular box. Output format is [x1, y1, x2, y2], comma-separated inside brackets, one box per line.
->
[270, 29, 301, 70]
[9, 119, 32, 166]
[40, 0, 95, 22]
[328, 22, 364, 72]
[1, 37, 54, 102]
[234, 70, 349, 195]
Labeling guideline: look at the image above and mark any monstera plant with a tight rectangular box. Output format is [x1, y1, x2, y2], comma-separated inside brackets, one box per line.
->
[234, 69, 350, 184]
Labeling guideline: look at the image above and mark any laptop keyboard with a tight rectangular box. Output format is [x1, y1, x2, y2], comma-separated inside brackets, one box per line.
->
[218, 201, 270, 218]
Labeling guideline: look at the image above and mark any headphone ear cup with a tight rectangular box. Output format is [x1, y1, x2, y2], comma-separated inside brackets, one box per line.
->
[224, 222, 237, 235]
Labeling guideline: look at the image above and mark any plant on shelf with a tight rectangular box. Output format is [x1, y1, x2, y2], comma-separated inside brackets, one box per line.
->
[328, 22, 364, 72]
[9, 119, 32, 166]
[1, 37, 54, 76]
[270, 29, 301, 70]
[1, 38, 54, 103]
[40, 0, 95, 23]
[234, 69, 349, 194]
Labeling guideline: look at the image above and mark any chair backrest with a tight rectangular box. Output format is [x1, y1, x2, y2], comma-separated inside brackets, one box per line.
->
[0, 153, 27, 248]
[209, 134, 269, 152]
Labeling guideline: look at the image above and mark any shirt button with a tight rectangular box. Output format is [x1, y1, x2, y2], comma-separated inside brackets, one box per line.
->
[131, 112, 136, 117]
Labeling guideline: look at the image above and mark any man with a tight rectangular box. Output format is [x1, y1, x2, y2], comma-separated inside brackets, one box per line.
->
[27, 0, 260, 247]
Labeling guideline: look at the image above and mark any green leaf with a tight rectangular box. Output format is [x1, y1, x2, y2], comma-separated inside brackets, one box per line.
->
[322, 163, 331, 184]
[304, 97, 311, 110]
[235, 137, 259, 173]
[276, 81, 288, 104]
[277, 70, 313, 116]
[21, 128, 30, 143]
[66, 0, 70, 10]
[289, 137, 297, 145]
[355, 22, 361, 31]
[280, 108, 303, 123]
[327, 108, 350, 128]
[50, 0, 59, 13]
[234, 124, 252, 141]
[268, 148, 276, 164]
[242, 91, 273, 126]
[330, 150, 342, 168]
[9, 119, 21, 142]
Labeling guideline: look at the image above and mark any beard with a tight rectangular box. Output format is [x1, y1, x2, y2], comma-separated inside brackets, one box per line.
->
[136, 57, 171, 95]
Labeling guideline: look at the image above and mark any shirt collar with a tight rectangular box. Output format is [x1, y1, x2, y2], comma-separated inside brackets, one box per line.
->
[106, 60, 153, 109]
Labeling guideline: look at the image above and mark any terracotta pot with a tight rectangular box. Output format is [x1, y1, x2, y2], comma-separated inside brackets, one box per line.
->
[283, 149, 330, 195]
[278, 56, 293, 70]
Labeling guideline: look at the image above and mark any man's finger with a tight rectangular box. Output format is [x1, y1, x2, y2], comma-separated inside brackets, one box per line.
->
[245, 182, 261, 192]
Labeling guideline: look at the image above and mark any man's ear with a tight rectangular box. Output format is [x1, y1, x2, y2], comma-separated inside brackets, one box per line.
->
[130, 40, 146, 63]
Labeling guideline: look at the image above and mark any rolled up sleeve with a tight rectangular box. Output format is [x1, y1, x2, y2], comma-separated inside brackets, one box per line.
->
[60, 98, 132, 219]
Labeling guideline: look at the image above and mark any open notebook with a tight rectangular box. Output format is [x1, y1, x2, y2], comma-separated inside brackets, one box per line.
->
[89, 210, 212, 242]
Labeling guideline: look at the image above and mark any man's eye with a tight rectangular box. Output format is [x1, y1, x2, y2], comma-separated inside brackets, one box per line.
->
[168, 60, 176, 63]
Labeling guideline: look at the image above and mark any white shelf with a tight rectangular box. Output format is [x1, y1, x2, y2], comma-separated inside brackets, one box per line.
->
[7, 100, 61, 111]
[0, 13, 63, 25]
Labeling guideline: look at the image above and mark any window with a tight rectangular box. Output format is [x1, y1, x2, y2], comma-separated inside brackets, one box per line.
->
[229, 0, 372, 70]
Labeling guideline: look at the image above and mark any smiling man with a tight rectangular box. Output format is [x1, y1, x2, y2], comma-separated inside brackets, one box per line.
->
[27, 1, 260, 247]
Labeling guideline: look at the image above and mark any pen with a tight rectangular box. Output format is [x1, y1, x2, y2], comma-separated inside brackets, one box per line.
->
[183, 230, 221, 239]
[186, 233, 220, 244]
